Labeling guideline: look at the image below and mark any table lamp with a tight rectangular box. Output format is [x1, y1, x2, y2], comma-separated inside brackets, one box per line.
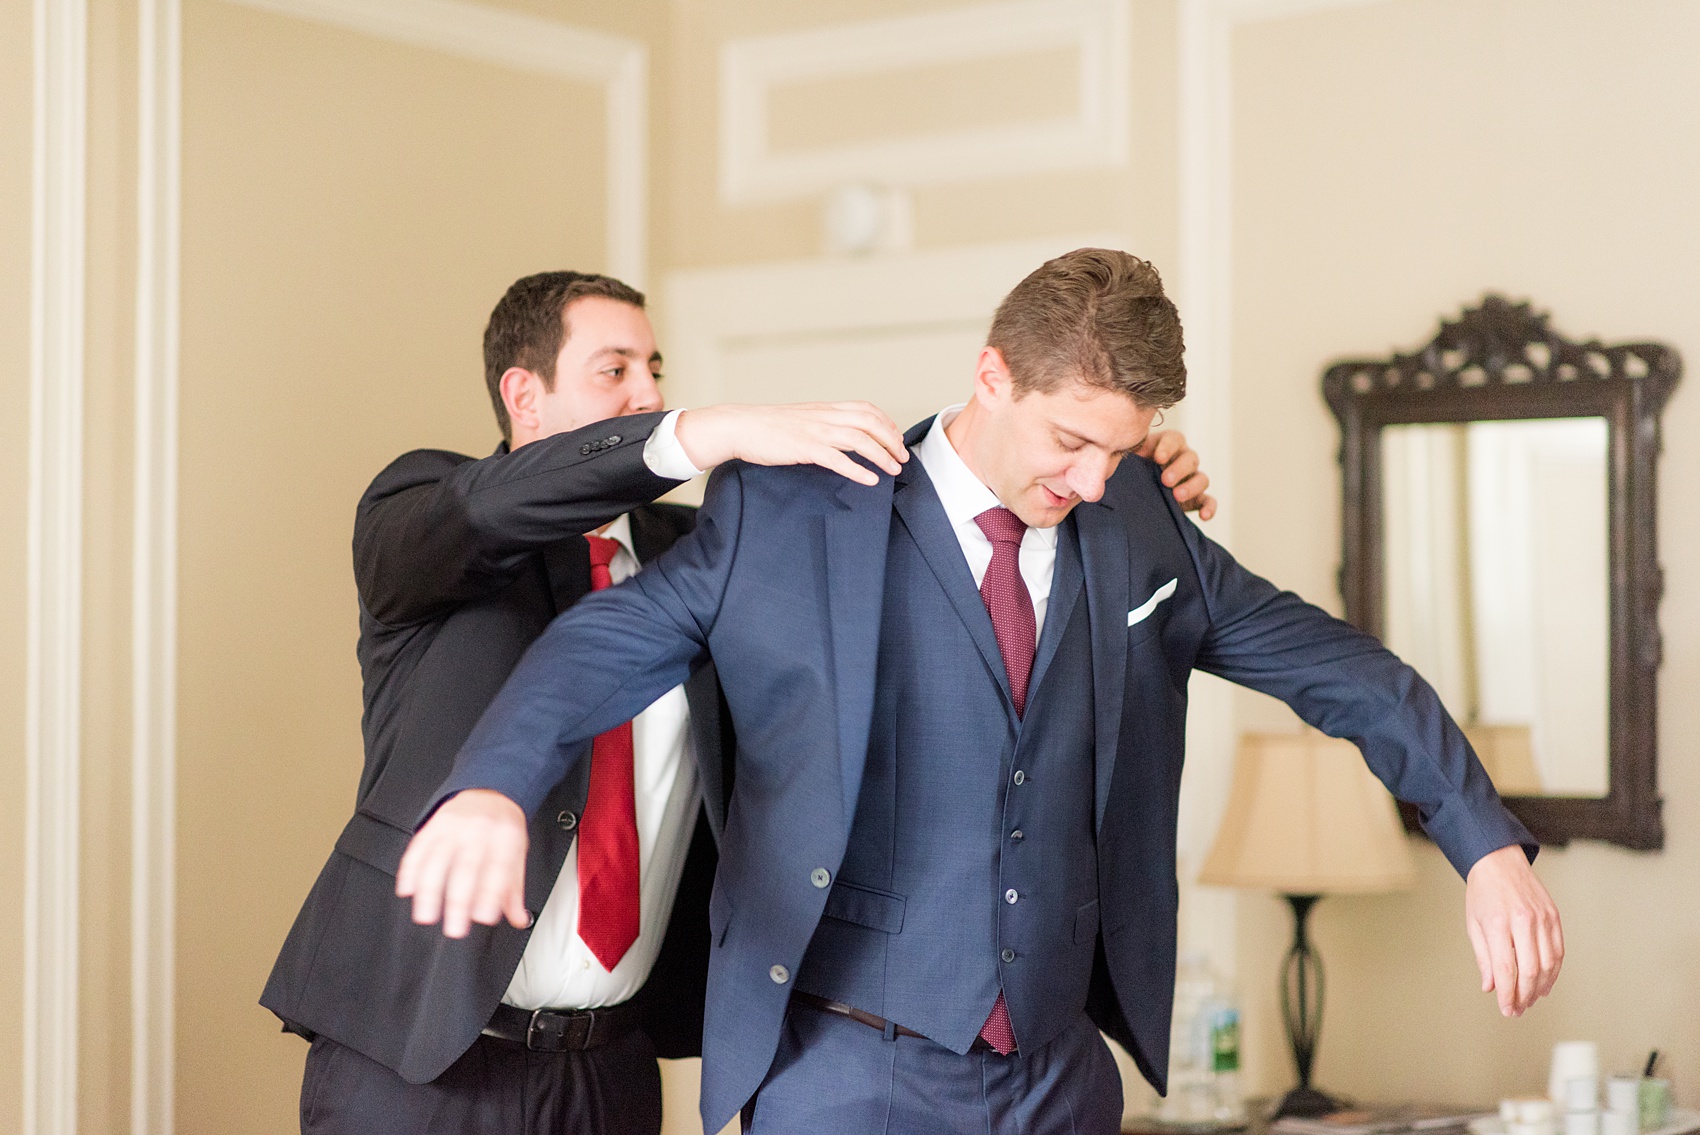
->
[1199, 731, 1417, 1119]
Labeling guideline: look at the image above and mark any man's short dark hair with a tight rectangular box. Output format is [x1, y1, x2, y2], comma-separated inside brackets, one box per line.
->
[987, 248, 1186, 409]
[483, 271, 647, 441]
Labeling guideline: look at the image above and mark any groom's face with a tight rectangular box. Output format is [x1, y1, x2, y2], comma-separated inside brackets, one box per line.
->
[979, 373, 1157, 529]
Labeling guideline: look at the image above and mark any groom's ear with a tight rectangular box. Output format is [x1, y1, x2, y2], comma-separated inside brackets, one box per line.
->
[972, 346, 1015, 408]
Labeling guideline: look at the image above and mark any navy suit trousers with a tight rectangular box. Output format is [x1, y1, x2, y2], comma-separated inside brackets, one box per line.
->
[747, 1002, 1124, 1135]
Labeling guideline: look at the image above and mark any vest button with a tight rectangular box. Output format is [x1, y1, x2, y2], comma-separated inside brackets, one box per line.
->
[1005, 889, 1019, 904]
[1012, 770, 1025, 785]
[1010, 829, 1023, 842]
[1001, 948, 1017, 963]
[811, 868, 831, 889]
[558, 810, 577, 831]
[769, 964, 790, 984]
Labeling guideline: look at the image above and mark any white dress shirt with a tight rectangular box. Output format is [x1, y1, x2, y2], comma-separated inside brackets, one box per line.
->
[916, 404, 1058, 639]
[502, 411, 703, 1010]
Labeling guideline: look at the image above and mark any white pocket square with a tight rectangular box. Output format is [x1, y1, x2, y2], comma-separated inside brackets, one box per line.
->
[1127, 579, 1178, 627]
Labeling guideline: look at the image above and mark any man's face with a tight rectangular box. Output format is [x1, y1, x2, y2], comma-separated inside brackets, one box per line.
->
[970, 363, 1158, 529]
[523, 296, 663, 442]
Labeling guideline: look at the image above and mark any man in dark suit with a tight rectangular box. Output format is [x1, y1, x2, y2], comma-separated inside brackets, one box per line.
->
[398, 250, 1554, 1135]
[264, 268, 1220, 1134]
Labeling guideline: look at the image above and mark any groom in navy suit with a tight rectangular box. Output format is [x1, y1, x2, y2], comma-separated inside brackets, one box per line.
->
[398, 249, 1564, 1134]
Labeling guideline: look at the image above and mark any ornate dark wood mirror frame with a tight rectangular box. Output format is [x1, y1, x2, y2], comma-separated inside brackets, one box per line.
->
[1323, 296, 1680, 850]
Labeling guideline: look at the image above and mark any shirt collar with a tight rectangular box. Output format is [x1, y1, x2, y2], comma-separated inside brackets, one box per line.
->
[916, 405, 1057, 547]
[596, 513, 638, 564]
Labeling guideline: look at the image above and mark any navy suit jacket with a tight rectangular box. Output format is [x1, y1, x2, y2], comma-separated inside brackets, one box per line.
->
[436, 418, 1534, 1133]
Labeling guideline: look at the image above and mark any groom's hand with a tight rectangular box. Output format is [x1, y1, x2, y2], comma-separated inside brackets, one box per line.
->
[396, 788, 531, 939]
[675, 402, 908, 487]
[1137, 428, 1218, 520]
[1464, 844, 1564, 1016]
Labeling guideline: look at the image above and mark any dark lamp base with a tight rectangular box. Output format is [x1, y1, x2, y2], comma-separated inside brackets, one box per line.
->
[1274, 1086, 1344, 1119]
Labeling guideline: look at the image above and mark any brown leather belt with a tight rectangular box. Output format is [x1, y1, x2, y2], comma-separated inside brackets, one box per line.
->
[481, 999, 643, 1053]
[791, 991, 927, 1040]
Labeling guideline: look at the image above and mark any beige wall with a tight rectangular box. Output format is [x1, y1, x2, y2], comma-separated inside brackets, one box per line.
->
[1228, 0, 1700, 1106]
[1, 1, 33, 1131]
[175, 0, 657, 1128]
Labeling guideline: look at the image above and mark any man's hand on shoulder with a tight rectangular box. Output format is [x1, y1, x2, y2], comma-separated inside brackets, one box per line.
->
[674, 402, 908, 487]
[396, 788, 531, 939]
[1464, 843, 1564, 1016]
[1135, 428, 1218, 520]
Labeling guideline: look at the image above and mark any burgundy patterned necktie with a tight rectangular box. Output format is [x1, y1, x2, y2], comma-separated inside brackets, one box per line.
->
[972, 505, 1036, 1055]
[576, 535, 641, 972]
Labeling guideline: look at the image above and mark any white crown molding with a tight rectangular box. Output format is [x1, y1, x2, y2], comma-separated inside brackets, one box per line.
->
[663, 235, 1124, 407]
[26, 1, 86, 1133]
[1172, 0, 1395, 979]
[718, 0, 1130, 205]
[132, 2, 181, 1133]
[220, 0, 650, 284]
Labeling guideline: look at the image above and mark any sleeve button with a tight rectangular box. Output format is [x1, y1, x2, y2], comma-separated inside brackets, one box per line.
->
[769, 964, 790, 984]
[606, 434, 622, 445]
[580, 444, 594, 455]
[810, 868, 831, 889]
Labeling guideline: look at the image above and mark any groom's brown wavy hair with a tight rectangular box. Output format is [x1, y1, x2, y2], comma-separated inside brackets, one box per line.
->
[987, 248, 1187, 409]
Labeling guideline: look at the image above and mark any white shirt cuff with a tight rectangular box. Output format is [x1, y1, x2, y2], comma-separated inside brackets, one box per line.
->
[642, 409, 707, 480]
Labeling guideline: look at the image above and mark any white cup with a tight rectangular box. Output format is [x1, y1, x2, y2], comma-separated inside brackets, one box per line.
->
[1520, 1100, 1559, 1125]
[1568, 1077, 1601, 1113]
[1567, 1113, 1601, 1135]
[1552, 1042, 1601, 1106]
[1607, 1078, 1641, 1116]
[1602, 1112, 1638, 1135]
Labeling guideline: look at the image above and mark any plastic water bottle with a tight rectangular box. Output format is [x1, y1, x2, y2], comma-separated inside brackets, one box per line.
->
[1157, 953, 1245, 1126]
[1207, 999, 1245, 1124]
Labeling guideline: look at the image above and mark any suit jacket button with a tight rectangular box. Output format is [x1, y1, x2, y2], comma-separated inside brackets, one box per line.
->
[1001, 949, 1017, 963]
[558, 810, 577, 830]
[769, 964, 790, 984]
[1012, 770, 1025, 785]
[811, 868, 831, 889]
[1005, 889, 1019, 904]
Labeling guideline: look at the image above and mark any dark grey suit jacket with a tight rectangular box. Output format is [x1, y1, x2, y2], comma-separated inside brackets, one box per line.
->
[261, 411, 733, 1083]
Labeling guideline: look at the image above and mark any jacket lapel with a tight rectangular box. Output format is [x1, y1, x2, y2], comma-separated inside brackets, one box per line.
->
[822, 470, 896, 828]
[627, 504, 676, 565]
[1028, 516, 1084, 704]
[1074, 499, 1129, 831]
[890, 460, 1019, 722]
[541, 536, 592, 615]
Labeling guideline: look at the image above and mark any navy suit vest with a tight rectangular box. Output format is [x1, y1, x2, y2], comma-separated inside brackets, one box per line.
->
[796, 469, 1100, 1056]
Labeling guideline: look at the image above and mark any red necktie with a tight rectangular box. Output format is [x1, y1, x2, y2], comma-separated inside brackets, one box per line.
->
[972, 506, 1036, 1055]
[576, 535, 641, 972]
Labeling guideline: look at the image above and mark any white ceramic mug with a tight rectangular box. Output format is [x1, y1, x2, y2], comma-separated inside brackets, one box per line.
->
[1551, 1042, 1601, 1106]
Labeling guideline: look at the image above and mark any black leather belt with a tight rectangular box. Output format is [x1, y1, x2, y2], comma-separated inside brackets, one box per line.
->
[482, 1000, 643, 1053]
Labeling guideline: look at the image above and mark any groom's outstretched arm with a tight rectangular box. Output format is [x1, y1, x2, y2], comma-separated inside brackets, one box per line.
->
[396, 463, 749, 937]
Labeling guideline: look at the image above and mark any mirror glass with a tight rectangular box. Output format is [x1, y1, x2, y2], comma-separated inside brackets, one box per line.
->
[1381, 417, 1608, 797]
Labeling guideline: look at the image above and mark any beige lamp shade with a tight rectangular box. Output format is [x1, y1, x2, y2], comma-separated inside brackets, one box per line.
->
[1198, 731, 1417, 894]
